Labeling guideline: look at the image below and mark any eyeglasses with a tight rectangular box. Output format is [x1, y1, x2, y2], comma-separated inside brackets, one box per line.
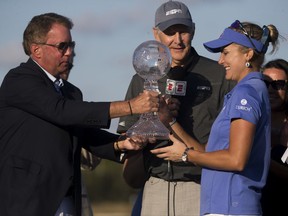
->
[230, 20, 258, 52]
[37, 41, 75, 54]
[264, 80, 287, 90]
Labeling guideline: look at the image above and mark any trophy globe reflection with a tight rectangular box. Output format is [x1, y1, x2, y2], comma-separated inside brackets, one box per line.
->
[126, 40, 172, 141]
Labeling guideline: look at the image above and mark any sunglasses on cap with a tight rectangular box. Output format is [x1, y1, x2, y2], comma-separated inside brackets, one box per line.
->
[260, 25, 270, 53]
[264, 79, 287, 90]
[36, 41, 75, 54]
[230, 20, 258, 52]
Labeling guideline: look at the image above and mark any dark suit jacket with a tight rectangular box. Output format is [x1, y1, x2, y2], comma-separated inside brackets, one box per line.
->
[0, 58, 120, 216]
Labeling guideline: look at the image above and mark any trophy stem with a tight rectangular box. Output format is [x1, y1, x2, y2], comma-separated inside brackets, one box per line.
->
[144, 80, 159, 92]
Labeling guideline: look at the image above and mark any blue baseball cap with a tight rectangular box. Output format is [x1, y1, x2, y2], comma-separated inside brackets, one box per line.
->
[203, 28, 264, 53]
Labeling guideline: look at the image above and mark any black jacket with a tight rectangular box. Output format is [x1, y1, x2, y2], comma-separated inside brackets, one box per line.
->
[0, 58, 120, 216]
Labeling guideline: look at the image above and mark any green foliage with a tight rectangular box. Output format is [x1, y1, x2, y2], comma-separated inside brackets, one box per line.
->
[82, 159, 138, 203]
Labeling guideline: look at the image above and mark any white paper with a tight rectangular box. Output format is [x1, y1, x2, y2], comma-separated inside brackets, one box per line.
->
[281, 146, 288, 164]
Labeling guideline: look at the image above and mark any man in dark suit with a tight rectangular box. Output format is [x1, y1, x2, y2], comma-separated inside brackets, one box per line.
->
[0, 12, 160, 216]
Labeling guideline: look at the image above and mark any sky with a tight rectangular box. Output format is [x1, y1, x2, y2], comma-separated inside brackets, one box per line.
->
[0, 0, 288, 132]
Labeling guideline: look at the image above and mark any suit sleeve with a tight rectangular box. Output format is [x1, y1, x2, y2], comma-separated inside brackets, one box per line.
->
[1, 61, 111, 129]
[80, 128, 121, 162]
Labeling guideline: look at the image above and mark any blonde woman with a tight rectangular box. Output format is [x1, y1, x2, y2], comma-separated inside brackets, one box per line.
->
[152, 20, 280, 216]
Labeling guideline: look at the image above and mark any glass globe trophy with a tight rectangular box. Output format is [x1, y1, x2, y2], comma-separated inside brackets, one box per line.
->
[126, 40, 172, 141]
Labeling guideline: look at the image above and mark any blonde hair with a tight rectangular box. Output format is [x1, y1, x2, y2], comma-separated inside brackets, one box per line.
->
[232, 22, 280, 69]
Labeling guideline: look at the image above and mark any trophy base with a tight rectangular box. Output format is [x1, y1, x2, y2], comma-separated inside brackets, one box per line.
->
[126, 114, 170, 141]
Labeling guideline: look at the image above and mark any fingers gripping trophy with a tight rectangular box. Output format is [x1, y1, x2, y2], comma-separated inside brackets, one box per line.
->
[126, 40, 172, 142]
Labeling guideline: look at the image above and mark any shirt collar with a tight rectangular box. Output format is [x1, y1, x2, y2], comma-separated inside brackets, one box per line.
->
[238, 71, 263, 85]
[32, 59, 64, 86]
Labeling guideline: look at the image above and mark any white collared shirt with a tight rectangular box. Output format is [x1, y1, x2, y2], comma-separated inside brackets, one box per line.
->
[31, 58, 64, 86]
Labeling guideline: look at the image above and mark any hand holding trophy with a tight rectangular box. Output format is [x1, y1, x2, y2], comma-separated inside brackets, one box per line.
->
[126, 40, 172, 142]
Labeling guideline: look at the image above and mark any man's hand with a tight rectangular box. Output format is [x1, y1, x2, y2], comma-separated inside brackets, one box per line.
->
[129, 90, 160, 114]
[115, 136, 147, 152]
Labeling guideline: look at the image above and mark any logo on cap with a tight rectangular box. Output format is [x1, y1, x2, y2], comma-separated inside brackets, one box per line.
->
[166, 9, 183, 16]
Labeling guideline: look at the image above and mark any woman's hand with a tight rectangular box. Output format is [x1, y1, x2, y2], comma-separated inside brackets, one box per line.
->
[150, 134, 187, 162]
[158, 95, 180, 126]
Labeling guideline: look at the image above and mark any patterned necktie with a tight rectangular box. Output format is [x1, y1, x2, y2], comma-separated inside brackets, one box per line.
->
[54, 79, 63, 95]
